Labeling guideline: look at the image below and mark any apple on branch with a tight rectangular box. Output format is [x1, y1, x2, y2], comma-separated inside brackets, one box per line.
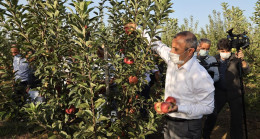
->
[129, 76, 138, 84]
[65, 105, 76, 114]
[124, 22, 137, 35]
[124, 57, 134, 64]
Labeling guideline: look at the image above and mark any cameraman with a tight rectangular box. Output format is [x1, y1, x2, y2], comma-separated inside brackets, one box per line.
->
[202, 38, 249, 139]
[197, 38, 219, 82]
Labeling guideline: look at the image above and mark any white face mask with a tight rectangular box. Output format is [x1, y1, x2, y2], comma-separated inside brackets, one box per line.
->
[169, 49, 189, 64]
[199, 49, 209, 56]
[220, 52, 231, 59]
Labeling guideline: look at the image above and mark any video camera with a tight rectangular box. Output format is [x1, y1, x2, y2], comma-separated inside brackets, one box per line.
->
[227, 28, 250, 50]
[201, 62, 220, 70]
[197, 56, 220, 79]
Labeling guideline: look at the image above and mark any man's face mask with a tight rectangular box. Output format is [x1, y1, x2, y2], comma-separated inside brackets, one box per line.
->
[169, 49, 190, 64]
[199, 49, 209, 57]
[220, 52, 231, 59]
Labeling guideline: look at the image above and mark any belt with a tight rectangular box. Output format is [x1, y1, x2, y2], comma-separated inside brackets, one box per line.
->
[165, 115, 190, 122]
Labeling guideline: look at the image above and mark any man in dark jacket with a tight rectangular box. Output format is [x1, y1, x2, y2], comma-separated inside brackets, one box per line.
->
[202, 38, 250, 139]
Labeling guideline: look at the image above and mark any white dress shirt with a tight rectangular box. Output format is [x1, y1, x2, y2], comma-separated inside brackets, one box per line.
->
[152, 41, 215, 120]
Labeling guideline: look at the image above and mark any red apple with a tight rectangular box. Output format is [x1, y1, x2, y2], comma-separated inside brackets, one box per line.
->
[124, 57, 134, 64]
[161, 102, 173, 113]
[135, 94, 139, 99]
[165, 96, 176, 106]
[84, 25, 87, 29]
[65, 109, 70, 114]
[129, 108, 135, 114]
[129, 76, 138, 84]
[123, 40, 127, 44]
[65, 105, 76, 114]
[124, 22, 137, 35]
[154, 102, 163, 114]
[120, 48, 124, 53]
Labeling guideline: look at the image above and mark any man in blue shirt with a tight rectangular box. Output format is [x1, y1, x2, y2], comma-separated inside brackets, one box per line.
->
[11, 45, 32, 107]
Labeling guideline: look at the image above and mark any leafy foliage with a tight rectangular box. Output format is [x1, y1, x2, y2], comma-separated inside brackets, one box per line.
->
[0, 0, 172, 138]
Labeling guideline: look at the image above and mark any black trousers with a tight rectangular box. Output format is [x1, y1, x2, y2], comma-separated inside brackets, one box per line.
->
[164, 116, 202, 139]
[13, 81, 29, 107]
[203, 89, 243, 139]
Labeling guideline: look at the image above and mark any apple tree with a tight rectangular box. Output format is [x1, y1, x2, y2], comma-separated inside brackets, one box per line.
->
[0, 0, 174, 138]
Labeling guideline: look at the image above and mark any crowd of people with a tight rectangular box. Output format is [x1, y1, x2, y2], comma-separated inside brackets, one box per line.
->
[10, 24, 250, 139]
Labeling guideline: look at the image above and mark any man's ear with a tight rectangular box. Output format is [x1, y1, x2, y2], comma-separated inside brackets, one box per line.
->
[188, 48, 195, 56]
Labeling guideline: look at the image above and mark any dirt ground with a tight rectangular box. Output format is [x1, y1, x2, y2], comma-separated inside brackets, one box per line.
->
[208, 105, 260, 139]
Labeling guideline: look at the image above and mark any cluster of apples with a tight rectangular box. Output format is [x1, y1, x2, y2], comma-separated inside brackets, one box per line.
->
[154, 96, 176, 114]
[123, 22, 139, 85]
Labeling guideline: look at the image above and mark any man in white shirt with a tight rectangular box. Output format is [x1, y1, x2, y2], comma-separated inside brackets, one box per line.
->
[150, 31, 215, 139]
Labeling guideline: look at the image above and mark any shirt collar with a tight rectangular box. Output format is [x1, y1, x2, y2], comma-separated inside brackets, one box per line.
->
[15, 54, 21, 57]
[179, 56, 195, 72]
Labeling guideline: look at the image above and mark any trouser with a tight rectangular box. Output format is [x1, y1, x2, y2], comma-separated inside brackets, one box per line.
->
[202, 90, 243, 139]
[138, 85, 150, 118]
[140, 84, 150, 99]
[164, 116, 202, 139]
[13, 81, 29, 107]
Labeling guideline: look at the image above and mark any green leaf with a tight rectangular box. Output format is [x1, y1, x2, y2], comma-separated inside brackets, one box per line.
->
[94, 98, 106, 109]
[54, 10, 59, 17]
[48, 135, 57, 139]
[71, 24, 83, 35]
[98, 115, 109, 121]
[106, 131, 113, 136]
[60, 131, 68, 138]
[78, 103, 90, 109]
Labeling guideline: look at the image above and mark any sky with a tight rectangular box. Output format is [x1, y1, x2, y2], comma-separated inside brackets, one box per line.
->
[170, 0, 258, 28]
[17, 0, 258, 29]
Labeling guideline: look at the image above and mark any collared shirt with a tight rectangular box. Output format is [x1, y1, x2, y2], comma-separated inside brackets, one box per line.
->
[13, 55, 31, 82]
[151, 41, 215, 120]
[197, 55, 220, 82]
[144, 65, 159, 84]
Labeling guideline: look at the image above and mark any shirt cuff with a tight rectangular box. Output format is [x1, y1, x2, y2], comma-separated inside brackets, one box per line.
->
[177, 105, 190, 114]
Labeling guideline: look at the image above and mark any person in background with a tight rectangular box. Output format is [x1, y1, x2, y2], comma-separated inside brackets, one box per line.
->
[202, 38, 250, 139]
[197, 38, 219, 82]
[10, 45, 32, 107]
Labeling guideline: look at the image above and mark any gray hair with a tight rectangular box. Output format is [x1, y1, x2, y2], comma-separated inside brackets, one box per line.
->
[175, 31, 198, 51]
[199, 38, 211, 45]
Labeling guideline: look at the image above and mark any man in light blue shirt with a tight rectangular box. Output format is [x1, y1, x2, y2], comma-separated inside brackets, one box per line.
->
[11, 46, 32, 107]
